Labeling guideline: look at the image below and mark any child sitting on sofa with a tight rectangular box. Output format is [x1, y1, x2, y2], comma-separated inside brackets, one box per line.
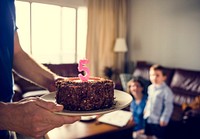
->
[127, 77, 147, 138]
[143, 64, 174, 139]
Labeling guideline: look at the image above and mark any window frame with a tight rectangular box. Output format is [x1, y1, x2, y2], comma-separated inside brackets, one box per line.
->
[17, 0, 87, 8]
[16, 0, 87, 63]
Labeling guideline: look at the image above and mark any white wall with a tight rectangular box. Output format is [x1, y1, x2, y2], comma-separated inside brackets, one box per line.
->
[127, 0, 200, 71]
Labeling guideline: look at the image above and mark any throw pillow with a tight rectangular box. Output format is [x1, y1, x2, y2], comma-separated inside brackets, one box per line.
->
[119, 73, 133, 91]
[119, 74, 151, 93]
[137, 76, 151, 96]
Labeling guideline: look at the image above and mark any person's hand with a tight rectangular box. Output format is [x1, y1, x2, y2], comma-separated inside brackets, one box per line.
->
[6, 97, 80, 138]
[54, 75, 67, 81]
[47, 75, 67, 92]
[160, 121, 167, 126]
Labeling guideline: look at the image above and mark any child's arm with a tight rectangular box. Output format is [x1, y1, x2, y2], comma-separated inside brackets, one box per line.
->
[160, 89, 174, 126]
[160, 121, 168, 126]
[143, 97, 151, 118]
[143, 87, 151, 119]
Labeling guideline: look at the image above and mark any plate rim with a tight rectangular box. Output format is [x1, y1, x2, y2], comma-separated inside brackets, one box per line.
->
[41, 89, 132, 116]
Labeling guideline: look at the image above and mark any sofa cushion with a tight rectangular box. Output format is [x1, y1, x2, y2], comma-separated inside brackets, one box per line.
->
[119, 73, 151, 94]
[162, 67, 175, 86]
[119, 73, 132, 91]
[170, 69, 200, 105]
[133, 61, 151, 80]
[133, 61, 175, 86]
[171, 104, 184, 121]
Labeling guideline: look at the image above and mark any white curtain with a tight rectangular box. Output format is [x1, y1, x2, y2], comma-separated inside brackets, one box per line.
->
[86, 0, 127, 77]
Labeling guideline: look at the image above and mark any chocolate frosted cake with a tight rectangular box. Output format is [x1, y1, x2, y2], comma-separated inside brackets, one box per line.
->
[55, 77, 114, 111]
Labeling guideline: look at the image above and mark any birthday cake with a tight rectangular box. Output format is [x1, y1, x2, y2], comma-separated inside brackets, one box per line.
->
[55, 77, 115, 111]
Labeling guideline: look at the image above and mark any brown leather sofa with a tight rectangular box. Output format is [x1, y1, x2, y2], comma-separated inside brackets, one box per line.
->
[132, 61, 200, 120]
[13, 63, 80, 101]
[131, 61, 200, 138]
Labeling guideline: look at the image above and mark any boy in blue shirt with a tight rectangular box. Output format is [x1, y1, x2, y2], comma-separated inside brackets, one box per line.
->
[144, 65, 174, 139]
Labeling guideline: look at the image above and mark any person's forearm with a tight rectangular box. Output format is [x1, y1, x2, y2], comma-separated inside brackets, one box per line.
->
[0, 98, 80, 138]
[0, 102, 8, 130]
[13, 32, 57, 91]
[13, 51, 57, 91]
[0, 102, 16, 130]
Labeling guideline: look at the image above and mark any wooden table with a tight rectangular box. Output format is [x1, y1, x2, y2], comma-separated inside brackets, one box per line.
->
[45, 118, 135, 139]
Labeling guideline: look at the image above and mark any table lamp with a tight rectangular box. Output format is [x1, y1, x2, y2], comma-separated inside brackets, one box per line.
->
[114, 38, 128, 73]
[114, 38, 128, 53]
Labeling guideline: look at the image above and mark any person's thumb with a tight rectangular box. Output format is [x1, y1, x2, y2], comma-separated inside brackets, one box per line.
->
[35, 98, 64, 112]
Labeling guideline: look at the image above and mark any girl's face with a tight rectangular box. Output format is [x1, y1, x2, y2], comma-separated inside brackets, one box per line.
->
[129, 81, 143, 97]
[149, 69, 166, 85]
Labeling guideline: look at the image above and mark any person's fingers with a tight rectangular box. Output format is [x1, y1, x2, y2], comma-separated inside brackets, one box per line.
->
[61, 115, 81, 124]
[44, 114, 81, 125]
[32, 116, 78, 138]
[31, 98, 80, 126]
[54, 76, 67, 82]
[34, 98, 63, 112]
[18, 97, 38, 102]
[31, 125, 54, 139]
[19, 97, 58, 110]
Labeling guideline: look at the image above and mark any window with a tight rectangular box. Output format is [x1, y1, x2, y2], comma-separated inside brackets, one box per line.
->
[15, 1, 87, 64]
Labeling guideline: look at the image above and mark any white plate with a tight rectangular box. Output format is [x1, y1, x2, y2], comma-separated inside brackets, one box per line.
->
[80, 115, 97, 122]
[40, 89, 132, 116]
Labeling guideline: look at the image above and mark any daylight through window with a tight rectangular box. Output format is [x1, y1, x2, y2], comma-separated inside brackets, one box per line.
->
[15, 1, 87, 64]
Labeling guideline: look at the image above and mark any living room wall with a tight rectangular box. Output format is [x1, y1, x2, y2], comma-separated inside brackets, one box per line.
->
[127, 0, 200, 71]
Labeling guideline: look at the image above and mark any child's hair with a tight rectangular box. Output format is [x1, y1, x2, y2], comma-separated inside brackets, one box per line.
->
[150, 64, 167, 76]
[127, 77, 144, 94]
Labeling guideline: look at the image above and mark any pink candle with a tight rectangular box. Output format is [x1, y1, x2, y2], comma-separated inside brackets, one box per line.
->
[78, 59, 90, 82]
